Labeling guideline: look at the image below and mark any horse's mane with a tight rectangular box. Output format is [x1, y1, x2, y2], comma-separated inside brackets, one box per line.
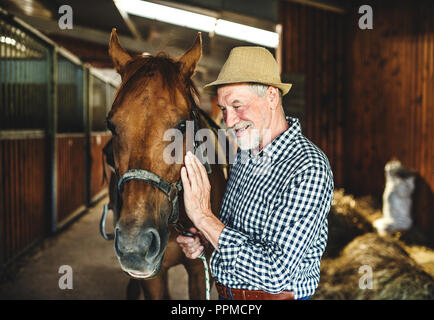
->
[112, 53, 199, 110]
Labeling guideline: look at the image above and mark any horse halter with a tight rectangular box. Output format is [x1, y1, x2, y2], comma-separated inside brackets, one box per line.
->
[116, 106, 211, 227]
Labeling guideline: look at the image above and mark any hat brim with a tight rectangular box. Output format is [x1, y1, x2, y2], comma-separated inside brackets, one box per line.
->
[203, 79, 292, 96]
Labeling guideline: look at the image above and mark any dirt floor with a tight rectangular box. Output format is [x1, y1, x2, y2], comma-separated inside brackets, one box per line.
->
[0, 195, 218, 300]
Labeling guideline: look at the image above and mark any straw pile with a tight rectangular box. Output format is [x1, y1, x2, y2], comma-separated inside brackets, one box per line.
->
[324, 189, 378, 257]
[314, 233, 434, 299]
[313, 189, 434, 299]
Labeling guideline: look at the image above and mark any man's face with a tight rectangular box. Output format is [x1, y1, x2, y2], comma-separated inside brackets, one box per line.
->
[217, 83, 270, 150]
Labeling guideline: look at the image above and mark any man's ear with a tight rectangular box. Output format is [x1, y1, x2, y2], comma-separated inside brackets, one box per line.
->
[266, 86, 281, 110]
[178, 32, 202, 78]
[109, 28, 132, 75]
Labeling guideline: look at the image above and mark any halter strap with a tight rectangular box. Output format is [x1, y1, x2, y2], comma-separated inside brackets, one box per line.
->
[117, 169, 178, 196]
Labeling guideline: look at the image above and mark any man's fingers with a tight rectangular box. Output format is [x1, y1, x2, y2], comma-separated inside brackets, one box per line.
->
[187, 152, 202, 184]
[176, 234, 193, 244]
[189, 227, 198, 234]
[185, 153, 199, 191]
[184, 245, 204, 259]
[176, 234, 201, 248]
[190, 246, 204, 259]
[192, 153, 210, 188]
[176, 232, 204, 259]
[180, 167, 191, 193]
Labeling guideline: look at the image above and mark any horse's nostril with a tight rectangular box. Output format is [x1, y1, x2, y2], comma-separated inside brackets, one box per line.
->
[143, 228, 160, 262]
[114, 228, 122, 257]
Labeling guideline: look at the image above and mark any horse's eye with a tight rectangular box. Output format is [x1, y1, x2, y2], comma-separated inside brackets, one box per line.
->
[106, 119, 117, 135]
[177, 121, 187, 133]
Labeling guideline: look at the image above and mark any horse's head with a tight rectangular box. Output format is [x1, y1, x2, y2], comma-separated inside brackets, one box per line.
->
[107, 29, 202, 278]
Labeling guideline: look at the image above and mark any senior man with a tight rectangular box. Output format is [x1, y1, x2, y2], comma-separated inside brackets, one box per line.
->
[177, 46, 334, 300]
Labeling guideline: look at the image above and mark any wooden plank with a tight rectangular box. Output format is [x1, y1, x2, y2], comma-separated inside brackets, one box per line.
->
[56, 136, 87, 224]
[0, 138, 47, 264]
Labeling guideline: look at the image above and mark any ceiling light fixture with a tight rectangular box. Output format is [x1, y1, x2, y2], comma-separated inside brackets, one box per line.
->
[215, 19, 279, 48]
[117, 0, 217, 33]
[117, 0, 279, 48]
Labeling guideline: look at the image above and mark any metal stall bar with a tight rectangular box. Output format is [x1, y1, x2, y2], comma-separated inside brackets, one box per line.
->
[47, 46, 57, 234]
[83, 66, 91, 206]
[55, 48, 88, 229]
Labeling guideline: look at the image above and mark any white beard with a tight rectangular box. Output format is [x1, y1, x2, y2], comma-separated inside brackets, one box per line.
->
[237, 126, 261, 150]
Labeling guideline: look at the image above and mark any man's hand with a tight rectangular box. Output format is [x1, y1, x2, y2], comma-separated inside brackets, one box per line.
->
[179, 151, 226, 252]
[180, 151, 213, 225]
[176, 227, 208, 259]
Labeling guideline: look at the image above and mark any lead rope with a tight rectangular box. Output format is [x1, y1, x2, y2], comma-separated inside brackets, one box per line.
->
[175, 223, 211, 300]
[198, 251, 210, 300]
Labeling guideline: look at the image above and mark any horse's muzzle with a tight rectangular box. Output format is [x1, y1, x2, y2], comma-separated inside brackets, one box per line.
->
[114, 226, 164, 277]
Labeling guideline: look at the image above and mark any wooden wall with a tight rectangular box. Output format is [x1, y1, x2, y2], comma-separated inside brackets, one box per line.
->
[0, 137, 47, 264]
[345, 0, 433, 234]
[279, 1, 346, 188]
[280, 0, 433, 238]
[56, 135, 87, 223]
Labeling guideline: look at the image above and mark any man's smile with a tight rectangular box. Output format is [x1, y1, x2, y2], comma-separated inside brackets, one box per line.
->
[235, 123, 252, 137]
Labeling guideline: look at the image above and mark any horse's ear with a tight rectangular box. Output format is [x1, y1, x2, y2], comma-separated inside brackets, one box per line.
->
[109, 28, 132, 75]
[179, 32, 202, 78]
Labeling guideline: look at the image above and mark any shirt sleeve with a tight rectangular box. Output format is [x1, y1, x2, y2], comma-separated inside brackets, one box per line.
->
[217, 164, 334, 293]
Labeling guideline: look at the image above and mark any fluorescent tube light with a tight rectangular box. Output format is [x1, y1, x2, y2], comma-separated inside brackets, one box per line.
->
[118, 0, 279, 48]
[118, 0, 217, 32]
[215, 20, 279, 48]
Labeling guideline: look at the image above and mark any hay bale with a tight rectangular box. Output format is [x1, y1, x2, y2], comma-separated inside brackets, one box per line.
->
[314, 233, 434, 299]
[324, 189, 377, 257]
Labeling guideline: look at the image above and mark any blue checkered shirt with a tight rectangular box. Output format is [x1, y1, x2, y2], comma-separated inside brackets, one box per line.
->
[210, 117, 334, 299]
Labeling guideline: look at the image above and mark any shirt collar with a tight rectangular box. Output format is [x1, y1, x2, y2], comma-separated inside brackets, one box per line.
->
[246, 116, 301, 161]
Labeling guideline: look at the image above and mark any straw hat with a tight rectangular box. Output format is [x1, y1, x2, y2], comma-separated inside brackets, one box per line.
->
[204, 46, 292, 96]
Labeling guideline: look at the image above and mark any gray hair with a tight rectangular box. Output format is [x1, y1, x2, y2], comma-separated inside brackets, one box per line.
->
[247, 83, 283, 103]
[247, 82, 283, 110]
[247, 83, 269, 97]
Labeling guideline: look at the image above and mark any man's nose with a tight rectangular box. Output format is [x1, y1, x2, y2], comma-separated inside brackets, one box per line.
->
[223, 107, 239, 128]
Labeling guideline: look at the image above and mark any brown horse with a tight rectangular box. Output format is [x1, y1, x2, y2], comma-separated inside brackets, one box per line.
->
[106, 29, 228, 299]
